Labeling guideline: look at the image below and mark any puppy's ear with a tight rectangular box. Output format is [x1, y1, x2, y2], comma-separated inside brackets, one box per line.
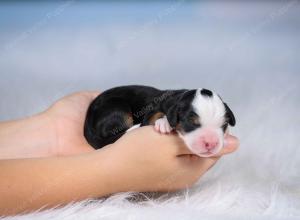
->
[224, 103, 236, 126]
[166, 104, 179, 128]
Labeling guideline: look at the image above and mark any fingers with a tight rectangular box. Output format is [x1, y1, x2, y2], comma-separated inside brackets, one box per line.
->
[79, 91, 101, 103]
[164, 132, 239, 157]
[135, 126, 193, 155]
[81, 91, 100, 100]
[122, 125, 239, 159]
[177, 135, 239, 176]
[177, 134, 239, 157]
[62, 91, 100, 101]
[173, 137, 194, 155]
[153, 128, 192, 155]
[213, 135, 239, 157]
[89, 91, 101, 99]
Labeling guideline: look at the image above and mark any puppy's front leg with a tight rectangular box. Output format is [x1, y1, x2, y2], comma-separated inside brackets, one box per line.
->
[154, 116, 173, 134]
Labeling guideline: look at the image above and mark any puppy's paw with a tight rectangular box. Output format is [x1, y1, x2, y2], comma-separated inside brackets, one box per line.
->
[154, 116, 173, 134]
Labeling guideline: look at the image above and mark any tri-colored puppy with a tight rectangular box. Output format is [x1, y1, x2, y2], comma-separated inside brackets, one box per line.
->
[84, 85, 236, 157]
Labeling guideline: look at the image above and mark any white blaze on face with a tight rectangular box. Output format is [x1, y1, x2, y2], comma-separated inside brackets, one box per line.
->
[179, 89, 226, 157]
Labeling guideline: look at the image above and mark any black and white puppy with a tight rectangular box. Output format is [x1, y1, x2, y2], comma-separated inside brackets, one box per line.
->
[84, 85, 235, 157]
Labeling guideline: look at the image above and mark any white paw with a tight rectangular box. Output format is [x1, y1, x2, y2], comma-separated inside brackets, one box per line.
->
[155, 116, 173, 134]
[126, 124, 141, 133]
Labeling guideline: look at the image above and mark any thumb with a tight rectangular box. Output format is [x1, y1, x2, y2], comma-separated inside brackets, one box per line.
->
[214, 135, 239, 157]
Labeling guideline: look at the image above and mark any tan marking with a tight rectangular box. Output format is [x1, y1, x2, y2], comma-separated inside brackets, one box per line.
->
[125, 114, 134, 127]
[190, 115, 200, 125]
[176, 123, 181, 130]
[148, 112, 164, 125]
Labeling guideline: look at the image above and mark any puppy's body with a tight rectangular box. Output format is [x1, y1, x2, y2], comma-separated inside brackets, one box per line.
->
[84, 85, 186, 148]
[84, 85, 235, 157]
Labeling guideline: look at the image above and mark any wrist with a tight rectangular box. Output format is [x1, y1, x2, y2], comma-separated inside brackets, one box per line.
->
[96, 142, 147, 193]
[0, 112, 56, 159]
[89, 145, 127, 196]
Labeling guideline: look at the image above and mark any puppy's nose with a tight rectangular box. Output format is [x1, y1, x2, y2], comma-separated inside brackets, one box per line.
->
[204, 140, 219, 150]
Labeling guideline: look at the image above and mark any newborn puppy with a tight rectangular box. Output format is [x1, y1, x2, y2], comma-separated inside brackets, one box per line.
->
[84, 85, 235, 157]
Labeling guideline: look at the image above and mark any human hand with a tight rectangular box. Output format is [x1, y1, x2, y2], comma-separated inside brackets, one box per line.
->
[44, 91, 100, 156]
[45, 92, 238, 191]
[103, 126, 239, 192]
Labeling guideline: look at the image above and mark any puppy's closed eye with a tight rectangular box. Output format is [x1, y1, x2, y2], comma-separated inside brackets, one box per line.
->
[188, 112, 201, 126]
[222, 123, 228, 132]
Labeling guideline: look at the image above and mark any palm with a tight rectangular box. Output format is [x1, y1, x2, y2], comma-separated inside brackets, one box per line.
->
[46, 92, 100, 156]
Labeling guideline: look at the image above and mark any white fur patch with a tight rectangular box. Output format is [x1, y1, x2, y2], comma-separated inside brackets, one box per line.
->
[179, 89, 226, 157]
[192, 88, 226, 128]
[155, 116, 173, 133]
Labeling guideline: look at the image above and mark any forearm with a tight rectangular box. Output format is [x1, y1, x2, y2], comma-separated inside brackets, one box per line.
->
[0, 113, 54, 159]
[0, 147, 118, 216]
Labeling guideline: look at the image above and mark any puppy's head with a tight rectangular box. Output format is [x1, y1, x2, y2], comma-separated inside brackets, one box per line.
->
[168, 88, 236, 157]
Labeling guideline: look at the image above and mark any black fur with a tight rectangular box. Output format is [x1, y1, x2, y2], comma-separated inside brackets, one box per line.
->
[224, 103, 236, 126]
[200, 88, 213, 97]
[166, 90, 201, 133]
[84, 85, 186, 149]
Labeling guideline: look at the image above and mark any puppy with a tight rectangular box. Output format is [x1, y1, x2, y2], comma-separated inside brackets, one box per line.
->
[84, 85, 235, 157]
